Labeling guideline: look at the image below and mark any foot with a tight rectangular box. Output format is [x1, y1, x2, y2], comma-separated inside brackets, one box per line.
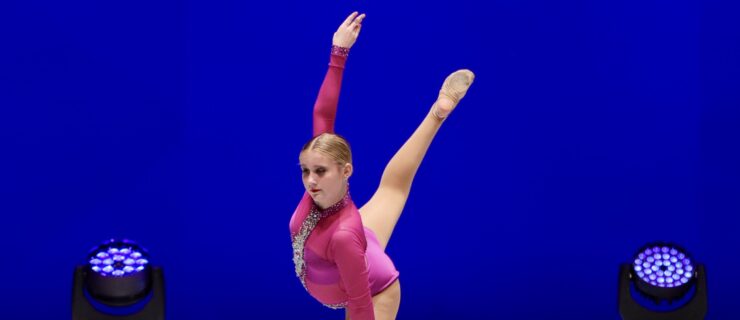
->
[431, 69, 475, 120]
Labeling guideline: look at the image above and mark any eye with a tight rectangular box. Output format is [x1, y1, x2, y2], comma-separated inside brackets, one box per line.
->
[316, 168, 326, 174]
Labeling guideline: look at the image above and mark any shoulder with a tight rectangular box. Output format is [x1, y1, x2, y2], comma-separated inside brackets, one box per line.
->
[331, 228, 362, 244]
[329, 221, 367, 252]
[328, 228, 367, 261]
[335, 202, 362, 225]
[332, 205, 365, 238]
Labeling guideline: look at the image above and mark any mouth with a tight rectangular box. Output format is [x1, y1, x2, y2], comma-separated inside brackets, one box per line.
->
[310, 188, 321, 193]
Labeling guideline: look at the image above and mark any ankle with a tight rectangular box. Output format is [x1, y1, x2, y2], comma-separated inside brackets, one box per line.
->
[431, 108, 444, 121]
[430, 102, 447, 121]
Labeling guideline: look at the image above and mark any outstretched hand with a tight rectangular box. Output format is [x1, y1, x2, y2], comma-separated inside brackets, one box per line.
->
[332, 11, 365, 49]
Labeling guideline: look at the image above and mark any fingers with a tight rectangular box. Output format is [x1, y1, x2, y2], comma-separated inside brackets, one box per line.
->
[350, 13, 366, 29]
[342, 11, 359, 27]
[343, 12, 365, 29]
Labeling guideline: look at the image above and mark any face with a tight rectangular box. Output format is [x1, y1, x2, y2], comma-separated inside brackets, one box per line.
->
[299, 149, 352, 209]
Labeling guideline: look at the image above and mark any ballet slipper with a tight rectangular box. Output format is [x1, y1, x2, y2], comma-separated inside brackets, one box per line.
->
[431, 69, 475, 120]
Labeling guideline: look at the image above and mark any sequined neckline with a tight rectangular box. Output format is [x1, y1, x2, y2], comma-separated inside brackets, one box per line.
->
[313, 189, 351, 218]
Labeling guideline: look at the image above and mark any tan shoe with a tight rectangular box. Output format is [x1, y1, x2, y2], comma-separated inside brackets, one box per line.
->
[432, 69, 475, 120]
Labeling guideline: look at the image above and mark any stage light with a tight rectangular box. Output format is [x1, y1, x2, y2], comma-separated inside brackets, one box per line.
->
[618, 242, 707, 320]
[72, 239, 165, 320]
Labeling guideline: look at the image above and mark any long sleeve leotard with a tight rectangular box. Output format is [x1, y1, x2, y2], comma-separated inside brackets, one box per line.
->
[290, 47, 399, 320]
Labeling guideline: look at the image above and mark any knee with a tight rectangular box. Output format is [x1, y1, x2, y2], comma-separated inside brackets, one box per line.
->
[374, 187, 409, 207]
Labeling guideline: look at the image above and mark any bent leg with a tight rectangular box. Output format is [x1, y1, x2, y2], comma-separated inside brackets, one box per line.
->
[346, 279, 401, 320]
[371, 279, 401, 320]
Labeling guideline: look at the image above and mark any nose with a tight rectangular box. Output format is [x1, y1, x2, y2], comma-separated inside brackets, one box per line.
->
[306, 173, 318, 187]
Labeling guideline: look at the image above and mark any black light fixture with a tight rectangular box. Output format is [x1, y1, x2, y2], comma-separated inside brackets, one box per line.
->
[72, 239, 165, 320]
[618, 242, 707, 320]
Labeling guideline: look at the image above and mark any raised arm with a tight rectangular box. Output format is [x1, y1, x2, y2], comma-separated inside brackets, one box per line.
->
[312, 12, 366, 137]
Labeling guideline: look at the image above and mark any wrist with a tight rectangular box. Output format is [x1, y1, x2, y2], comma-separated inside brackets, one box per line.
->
[331, 45, 350, 57]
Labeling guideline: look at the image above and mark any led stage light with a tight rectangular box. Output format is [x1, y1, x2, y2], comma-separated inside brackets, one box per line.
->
[618, 242, 707, 320]
[72, 239, 165, 320]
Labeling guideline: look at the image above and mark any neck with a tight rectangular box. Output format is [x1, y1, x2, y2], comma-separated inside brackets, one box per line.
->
[316, 184, 349, 211]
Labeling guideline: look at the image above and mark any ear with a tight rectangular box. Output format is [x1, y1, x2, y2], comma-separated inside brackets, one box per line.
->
[343, 162, 353, 179]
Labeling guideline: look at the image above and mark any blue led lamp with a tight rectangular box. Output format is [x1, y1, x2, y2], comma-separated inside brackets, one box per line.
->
[72, 239, 165, 320]
[618, 242, 707, 320]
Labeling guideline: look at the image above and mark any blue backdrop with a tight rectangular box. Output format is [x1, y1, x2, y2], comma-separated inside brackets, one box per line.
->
[2, 0, 738, 319]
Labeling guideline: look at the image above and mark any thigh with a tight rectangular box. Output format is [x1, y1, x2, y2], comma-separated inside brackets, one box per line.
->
[372, 279, 401, 320]
[358, 187, 408, 251]
[345, 279, 401, 320]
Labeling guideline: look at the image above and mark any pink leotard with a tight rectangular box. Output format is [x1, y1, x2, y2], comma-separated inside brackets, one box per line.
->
[289, 47, 400, 320]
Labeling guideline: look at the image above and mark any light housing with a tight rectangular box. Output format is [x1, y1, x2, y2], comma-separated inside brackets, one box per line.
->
[618, 242, 707, 320]
[72, 239, 165, 320]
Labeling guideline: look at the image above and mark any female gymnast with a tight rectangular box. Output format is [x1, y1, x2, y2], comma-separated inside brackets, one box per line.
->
[289, 11, 475, 320]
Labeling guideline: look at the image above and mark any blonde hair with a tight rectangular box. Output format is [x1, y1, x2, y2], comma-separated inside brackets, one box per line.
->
[300, 133, 352, 166]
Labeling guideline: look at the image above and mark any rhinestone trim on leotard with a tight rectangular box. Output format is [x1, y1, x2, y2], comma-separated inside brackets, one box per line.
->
[292, 191, 351, 309]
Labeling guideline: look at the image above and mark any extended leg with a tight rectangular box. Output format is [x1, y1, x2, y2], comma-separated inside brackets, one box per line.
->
[359, 69, 474, 250]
